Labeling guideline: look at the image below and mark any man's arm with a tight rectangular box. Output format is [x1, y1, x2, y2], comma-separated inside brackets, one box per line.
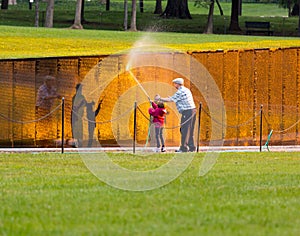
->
[159, 97, 172, 102]
[155, 94, 172, 103]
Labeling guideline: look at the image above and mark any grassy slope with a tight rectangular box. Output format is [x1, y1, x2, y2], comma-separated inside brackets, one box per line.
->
[1, 2, 300, 59]
[1, 25, 300, 59]
[1, 152, 300, 235]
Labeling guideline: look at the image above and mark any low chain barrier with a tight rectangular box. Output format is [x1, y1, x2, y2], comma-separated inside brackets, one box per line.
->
[0, 99, 64, 152]
[202, 107, 261, 129]
[263, 113, 300, 134]
[0, 102, 62, 124]
[2, 100, 300, 152]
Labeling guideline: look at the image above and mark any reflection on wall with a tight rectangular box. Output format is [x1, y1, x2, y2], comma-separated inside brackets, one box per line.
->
[0, 47, 299, 147]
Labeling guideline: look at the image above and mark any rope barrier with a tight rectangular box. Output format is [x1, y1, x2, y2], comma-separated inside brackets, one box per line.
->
[0, 103, 62, 124]
[4, 100, 298, 132]
[202, 107, 261, 128]
[3, 98, 300, 147]
[263, 113, 300, 134]
[136, 107, 151, 122]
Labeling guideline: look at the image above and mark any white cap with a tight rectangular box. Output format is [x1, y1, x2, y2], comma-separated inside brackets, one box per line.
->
[172, 78, 184, 85]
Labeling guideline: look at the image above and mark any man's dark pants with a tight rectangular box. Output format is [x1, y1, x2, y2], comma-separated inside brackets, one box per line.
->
[180, 109, 196, 152]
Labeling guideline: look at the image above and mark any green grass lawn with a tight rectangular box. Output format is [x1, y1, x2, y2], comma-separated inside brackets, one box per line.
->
[1, 152, 300, 235]
[1, 4, 299, 235]
[0, 1, 297, 35]
[1, 1, 300, 59]
[1, 25, 300, 59]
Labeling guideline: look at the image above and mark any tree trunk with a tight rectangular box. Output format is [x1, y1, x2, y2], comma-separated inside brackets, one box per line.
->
[106, 0, 110, 11]
[216, 0, 223, 16]
[139, 0, 144, 13]
[229, 0, 241, 32]
[1, 0, 9, 10]
[238, 0, 242, 16]
[298, 0, 300, 36]
[130, 0, 137, 31]
[34, 0, 39, 27]
[124, 0, 128, 30]
[45, 0, 54, 28]
[161, 0, 192, 19]
[71, 0, 83, 29]
[154, 0, 162, 14]
[204, 0, 214, 34]
[288, 0, 291, 17]
[81, 0, 86, 23]
[9, 0, 17, 5]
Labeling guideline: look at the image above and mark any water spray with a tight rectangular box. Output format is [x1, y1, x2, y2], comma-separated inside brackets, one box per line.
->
[127, 68, 152, 149]
[127, 69, 151, 102]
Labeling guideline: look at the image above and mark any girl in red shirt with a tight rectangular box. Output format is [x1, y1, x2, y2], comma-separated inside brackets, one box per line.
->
[148, 101, 167, 152]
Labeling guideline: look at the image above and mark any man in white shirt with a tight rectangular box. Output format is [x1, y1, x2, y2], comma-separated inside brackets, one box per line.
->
[157, 78, 196, 152]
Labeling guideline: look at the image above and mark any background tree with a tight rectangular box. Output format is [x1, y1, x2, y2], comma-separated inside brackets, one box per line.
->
[204, 0, 215, 34]
[229, 0, 241, 32]
[124, 0, 128, 30]
[279, 0, 300, 36]
[288, 0, 292, 16]
[9, 0, 16, 5]
[285, 0, 300, 17]
[297, 0, 300, 37]
[216, 0, 223, 16]
[195, 0, 223, 34]
[130, 0, 137, 31]
[154, 0, 163, 14]
[34, 0, 39, 27]
[45, 0, 54, 28]
[106, 0, 110, 11]
[81, 0, 86, 23]
[161, 0, 192, 19]
[291, 2, 299, 15]
[139, 0, 144, 13]
[71, 0, 83, 29]
[1, 0, 9, 10]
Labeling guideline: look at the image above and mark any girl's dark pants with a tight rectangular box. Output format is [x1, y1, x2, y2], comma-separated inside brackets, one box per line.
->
[155, 126, 165, 148]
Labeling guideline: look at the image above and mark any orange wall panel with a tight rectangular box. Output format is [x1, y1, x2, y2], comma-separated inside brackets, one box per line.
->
[223, 51, 239, 145]
[1, 48, 300, 147]
[281, 48, 298, 144]
[238, 50, 255, 145]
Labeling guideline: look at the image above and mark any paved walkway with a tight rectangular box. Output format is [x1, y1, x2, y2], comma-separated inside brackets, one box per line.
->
[1, 145, 300, 153]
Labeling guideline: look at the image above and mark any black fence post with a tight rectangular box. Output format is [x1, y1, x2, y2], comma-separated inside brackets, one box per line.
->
[133, 102, 137, 154]
[259, 104, 263, 152]
[61, 97, 65, 154]
[197, 102, 202, 153]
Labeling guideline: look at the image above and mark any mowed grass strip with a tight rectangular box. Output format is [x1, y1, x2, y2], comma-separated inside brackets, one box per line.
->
[1, 25, 300, 59]
[1, 152, 300, 235]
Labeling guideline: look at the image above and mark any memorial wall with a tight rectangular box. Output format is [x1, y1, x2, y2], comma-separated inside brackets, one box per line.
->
[0, 47, 299, 147]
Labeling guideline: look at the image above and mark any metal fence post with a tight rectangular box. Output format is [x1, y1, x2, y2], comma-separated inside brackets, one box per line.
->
[259, 104, 263, 152]
[61, 97, 65, 154]
[197, 102, 202, 153]
[133, 101, 137, 154]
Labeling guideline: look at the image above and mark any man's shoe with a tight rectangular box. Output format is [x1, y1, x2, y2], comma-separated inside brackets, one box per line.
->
[161, 147, 166, 152]
[175, 149, 187, 153]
